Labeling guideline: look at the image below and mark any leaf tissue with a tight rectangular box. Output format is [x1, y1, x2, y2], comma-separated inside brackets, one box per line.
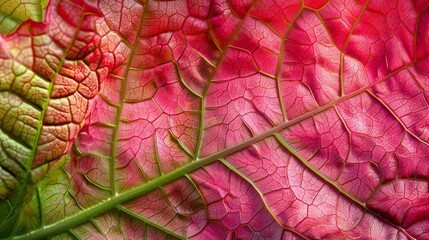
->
[1, 0, 429, 239]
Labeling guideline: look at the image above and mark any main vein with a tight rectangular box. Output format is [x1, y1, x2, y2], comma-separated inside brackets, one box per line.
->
[8, 56, 420, 239]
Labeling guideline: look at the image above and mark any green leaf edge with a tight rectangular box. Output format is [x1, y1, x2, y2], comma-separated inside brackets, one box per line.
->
[0, 0, 50, 35]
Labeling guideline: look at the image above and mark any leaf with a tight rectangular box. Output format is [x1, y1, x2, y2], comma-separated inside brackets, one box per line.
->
[2, 0, 429, 239]
[0, 0, 49, 35]
[0, 0, 105, 233]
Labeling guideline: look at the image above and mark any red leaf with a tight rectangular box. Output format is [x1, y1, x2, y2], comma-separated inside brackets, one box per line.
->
[2, 0, 429, 239]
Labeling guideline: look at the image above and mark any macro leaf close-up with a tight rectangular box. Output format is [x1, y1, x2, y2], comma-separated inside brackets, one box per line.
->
[1, 0, 429, 239]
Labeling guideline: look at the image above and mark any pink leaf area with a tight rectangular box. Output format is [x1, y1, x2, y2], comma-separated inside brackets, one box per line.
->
[2, 0, 429, 239]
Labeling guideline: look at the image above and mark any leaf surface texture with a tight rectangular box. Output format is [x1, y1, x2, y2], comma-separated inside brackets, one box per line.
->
[1, 0, 429, 239]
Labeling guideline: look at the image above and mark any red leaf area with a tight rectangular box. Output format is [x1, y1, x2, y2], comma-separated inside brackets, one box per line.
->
[4, 0, 429, 239]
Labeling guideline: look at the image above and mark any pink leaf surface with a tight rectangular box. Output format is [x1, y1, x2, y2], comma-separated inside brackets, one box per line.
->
[1, 0, 429, 239]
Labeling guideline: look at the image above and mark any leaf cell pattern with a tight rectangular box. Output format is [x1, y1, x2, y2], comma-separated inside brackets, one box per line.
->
[1, 0, 429, 239]
[0, 0, 47, 35]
